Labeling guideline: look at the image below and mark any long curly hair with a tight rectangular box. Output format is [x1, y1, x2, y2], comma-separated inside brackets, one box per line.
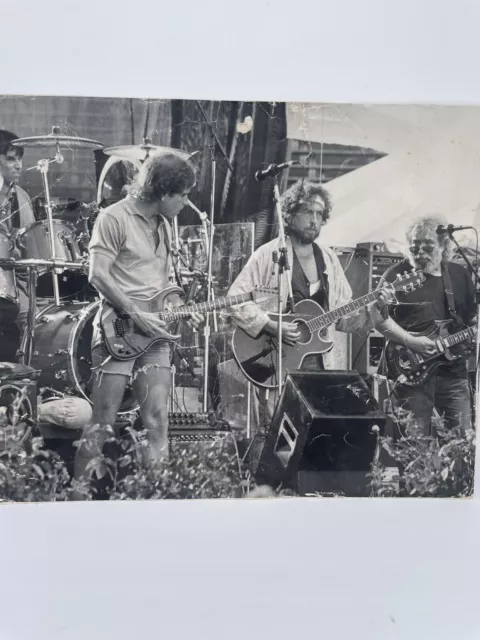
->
[129, 152, 196, 203]
[406, 215, 455, 261]
[280, 179, 332, 233]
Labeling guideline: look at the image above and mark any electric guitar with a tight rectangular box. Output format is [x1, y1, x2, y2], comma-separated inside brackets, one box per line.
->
[385, 320, 476, 386]
[101, 285, 277, 361]
[232, 270, 426, 389]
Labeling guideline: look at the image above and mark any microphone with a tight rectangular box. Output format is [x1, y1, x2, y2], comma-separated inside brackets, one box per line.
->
[436, 224, 473, 234]
[186, 199, 210, 225]
[254, 161, 299, 182]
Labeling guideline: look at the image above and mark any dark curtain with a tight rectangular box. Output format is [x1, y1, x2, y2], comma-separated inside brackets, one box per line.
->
[171, 100, 287, 246]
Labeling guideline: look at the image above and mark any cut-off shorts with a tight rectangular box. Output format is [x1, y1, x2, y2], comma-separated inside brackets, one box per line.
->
[91, 339, 172, 379]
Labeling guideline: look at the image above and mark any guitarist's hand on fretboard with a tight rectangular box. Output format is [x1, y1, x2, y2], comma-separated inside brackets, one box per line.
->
[131, 310, 180, 341]
[375, 289, 396, 311]
[186, 310, 204, 331]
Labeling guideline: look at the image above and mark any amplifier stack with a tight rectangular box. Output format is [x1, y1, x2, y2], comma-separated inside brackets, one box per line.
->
[338, 242, 404, 375]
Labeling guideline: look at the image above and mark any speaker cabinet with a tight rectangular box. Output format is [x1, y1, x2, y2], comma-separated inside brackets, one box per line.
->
[337, 244, 404, 375]
[256, 371, 386, 496]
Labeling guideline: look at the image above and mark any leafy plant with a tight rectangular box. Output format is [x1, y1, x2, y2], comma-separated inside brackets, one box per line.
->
[0, 437, 71, 502]
[368, 409, 476, 498]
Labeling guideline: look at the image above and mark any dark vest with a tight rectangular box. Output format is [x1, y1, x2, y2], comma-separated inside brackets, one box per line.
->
[291, 244, 329, 309]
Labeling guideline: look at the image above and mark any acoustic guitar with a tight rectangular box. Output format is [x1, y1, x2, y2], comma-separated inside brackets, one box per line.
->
[101, 285, 277, 361]
[232, 270, 425, 389]
[385, 320, 476, 386]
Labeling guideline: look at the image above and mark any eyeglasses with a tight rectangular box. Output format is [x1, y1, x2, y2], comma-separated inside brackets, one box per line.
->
[410, 242, 436, 254]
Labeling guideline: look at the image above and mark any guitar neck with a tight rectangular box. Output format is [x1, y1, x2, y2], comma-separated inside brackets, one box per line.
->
[158, 291, 253, 322]
[309, 289, 382, 331]
[442, 326, 476, 349]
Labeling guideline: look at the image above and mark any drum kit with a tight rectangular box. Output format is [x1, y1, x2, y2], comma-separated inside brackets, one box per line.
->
[0, 126, 199, 414]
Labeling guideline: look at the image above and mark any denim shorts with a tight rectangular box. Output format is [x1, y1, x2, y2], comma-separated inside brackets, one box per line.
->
[91, 339, 172, 378]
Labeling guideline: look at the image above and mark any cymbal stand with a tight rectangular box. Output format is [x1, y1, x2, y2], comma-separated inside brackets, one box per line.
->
[27, 143, 65, 307]
[23, 266, 38, 366]
[194, 101, 234, 413]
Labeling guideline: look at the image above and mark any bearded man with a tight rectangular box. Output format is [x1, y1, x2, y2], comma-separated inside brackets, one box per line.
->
[227, 179, 385, 473]
[376, 215, 476, 436]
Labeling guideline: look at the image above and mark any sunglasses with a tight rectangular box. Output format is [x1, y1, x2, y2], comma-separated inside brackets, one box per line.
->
[410, 243, 436, 254]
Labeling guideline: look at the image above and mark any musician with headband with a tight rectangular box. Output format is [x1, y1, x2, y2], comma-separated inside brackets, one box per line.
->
[73, 152, 203, 498]
[227, 179, 388, 479]
[0, 130, 35, 361]
[375, 215, 476, 436]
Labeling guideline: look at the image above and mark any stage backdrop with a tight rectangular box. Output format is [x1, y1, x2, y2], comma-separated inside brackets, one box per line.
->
[0, 96, 287, 238]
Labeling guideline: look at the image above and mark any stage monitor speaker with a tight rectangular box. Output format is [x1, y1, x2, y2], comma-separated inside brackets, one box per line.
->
[256, 371, 386, 496]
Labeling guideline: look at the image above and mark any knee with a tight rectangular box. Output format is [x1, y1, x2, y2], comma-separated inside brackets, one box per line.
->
[39, 398, 92, 430]
[142, 404, 169, 432]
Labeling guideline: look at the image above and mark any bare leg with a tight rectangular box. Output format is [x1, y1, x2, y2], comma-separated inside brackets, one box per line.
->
[72, 372, 128, 498]
[132, 365, 171, 466]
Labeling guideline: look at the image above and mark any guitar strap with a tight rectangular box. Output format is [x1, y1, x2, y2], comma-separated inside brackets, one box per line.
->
[163, 219, 183, 289]
[441, 261, 463, 327]
[10, 187, 21, 230]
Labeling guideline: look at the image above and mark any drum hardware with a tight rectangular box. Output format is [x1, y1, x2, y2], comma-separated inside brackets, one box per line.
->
[19, 300, 137, 414]
[13, 127, 103, 308]
[103, 138, 197, 163]
[12, 127, 104, 151]
[1, 258, 89, 271]
[0, 229, 19, 321]
[97, 142, 198, 207]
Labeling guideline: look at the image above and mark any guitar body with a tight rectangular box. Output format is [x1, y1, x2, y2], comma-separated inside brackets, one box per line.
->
[101, 286, 185, 361]
[385, 320, 464, 386]
[101, 285, 277, 361]
[231, 299, 333, 389]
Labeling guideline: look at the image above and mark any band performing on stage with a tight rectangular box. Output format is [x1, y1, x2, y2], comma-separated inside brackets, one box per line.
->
[0, 116, 477, 501]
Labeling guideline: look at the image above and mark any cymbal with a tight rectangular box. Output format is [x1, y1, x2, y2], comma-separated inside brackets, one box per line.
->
[103, 141, 197, 162]
[12, 126, 103, 150]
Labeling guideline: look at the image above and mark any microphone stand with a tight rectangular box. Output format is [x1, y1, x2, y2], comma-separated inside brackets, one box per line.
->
[448, 229, 480, 426]
[271, 174, 295, 397]
[194, 100, 234, 413]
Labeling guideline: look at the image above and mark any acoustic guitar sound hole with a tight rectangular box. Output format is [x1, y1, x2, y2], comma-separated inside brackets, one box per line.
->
[294, 319, 312, 345]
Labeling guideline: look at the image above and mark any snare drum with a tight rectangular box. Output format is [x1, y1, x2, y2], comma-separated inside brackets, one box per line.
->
[0, 229, 19, 322]
[15, 220, 88, 299]
[19, 300, 137, 414]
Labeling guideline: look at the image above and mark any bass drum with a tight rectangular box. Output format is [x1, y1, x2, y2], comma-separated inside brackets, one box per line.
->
[20, 301, 138, 414]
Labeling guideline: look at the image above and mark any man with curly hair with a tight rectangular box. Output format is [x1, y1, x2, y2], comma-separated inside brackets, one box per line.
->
[376, 214, 476, 435]
[228, 179, 385, 476]
[73, 153, 203, 496]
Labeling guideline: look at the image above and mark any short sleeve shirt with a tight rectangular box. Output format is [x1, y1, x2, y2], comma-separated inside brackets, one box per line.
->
[89, 196, 173, 301]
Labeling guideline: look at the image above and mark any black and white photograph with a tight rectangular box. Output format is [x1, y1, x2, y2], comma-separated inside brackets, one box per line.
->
[0, 96, 477, 501]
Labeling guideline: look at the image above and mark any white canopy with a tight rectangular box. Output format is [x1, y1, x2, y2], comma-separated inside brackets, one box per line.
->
[286, 104, 480, 250]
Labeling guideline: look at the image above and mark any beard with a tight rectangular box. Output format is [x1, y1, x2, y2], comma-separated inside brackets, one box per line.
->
[290, 226, 320, 245]
[412, 253, 442, 274]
